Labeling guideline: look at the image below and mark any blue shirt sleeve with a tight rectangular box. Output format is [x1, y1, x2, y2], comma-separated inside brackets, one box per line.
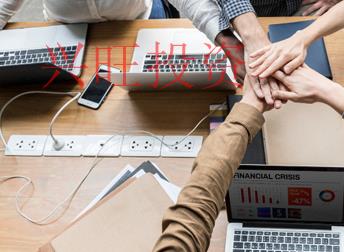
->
[217, 0, 256, 31]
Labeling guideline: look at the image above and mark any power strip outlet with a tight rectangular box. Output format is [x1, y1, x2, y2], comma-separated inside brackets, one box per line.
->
[83, 135, 123, 157]
[5, 135, 47, 156]
[161, 136, 203, 157]
[43, 135, 86, 157]
[121, 135, 163, 157]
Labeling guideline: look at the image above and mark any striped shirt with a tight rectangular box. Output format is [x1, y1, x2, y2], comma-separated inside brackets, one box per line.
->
[217, 0, 303, 31]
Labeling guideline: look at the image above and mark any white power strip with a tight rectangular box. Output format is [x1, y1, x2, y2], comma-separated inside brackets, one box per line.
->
[4, 135, 203, 158]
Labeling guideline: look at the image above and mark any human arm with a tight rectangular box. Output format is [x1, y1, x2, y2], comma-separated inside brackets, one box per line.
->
[152, 79, 267, 252]
[273, 65, 344, 116]
[0, 0, 24, 29]
[249, 1, 344, 78]
[167, 0, 220, 42]
[233, 12, 286, 107]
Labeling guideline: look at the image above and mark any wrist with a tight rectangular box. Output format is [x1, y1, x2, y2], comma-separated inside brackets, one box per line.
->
[215, 30, 241, 47]
[240, 97, 265, 113]
[298, 28, 315, 48]
[232, 13, 269, 47]
[317, 81, 344, 112]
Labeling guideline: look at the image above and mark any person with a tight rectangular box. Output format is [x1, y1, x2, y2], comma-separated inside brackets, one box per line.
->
[215, 0, 342, 109]
[151, 66, 344, 252]
[273, 65, 344, 117]
[151, 76, 271, 251]
[249, 1, 344, 79]
[0, 0, 221, 43]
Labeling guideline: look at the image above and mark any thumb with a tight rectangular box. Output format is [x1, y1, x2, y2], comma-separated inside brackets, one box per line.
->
[272, 90, 298, 101]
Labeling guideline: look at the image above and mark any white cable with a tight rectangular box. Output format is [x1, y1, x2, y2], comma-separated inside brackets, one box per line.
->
[0, 91, 81, 148]
[48, 93, 81, 150]
[0, 134, 121, 225]
[1, 95, 226, 224]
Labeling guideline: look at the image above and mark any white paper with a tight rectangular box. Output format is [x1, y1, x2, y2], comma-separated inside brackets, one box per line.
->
[74, 164, 135, 221]
[154, 174, 181, 203]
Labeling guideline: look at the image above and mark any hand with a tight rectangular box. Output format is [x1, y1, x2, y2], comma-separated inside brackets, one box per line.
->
[245, 40, 284, 109]
[272, 65, 332, 103]
[302, 0, 341, 16]
[241, 76, 274, 113]
[215, 30, 245, 84]
[249, 31, 308, 78]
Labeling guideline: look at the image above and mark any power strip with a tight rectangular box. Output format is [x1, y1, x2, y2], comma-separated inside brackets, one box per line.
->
[4, 135, 203, 158]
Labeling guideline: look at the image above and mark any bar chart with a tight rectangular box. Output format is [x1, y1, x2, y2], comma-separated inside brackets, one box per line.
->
[237, 186, 282, 205]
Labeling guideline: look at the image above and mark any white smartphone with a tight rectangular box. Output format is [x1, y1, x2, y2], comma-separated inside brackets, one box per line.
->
[78, 65, 120, 109]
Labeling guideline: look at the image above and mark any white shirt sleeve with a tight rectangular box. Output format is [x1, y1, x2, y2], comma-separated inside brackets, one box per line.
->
[167, 0, 220, 42]
[0, 0, 25, 29]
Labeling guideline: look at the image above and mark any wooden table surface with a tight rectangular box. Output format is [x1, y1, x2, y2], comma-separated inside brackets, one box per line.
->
[0, 17, 343, 252]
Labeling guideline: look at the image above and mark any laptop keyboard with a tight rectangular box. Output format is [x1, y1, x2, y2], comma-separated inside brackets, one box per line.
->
[142, 53, 228, 73]
[0, 46, 77, 72]
[233, 229, 341, 252]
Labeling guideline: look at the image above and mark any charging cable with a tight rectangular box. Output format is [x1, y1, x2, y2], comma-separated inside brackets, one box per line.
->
[0, 91, 81, 150]
[1, 93, 226, 224]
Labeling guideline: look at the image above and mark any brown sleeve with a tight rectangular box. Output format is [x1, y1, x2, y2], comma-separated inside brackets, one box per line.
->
[152, 102, 265, 252]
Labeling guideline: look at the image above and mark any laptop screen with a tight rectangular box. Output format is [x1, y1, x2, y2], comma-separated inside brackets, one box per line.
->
[226, 165, 344, 224]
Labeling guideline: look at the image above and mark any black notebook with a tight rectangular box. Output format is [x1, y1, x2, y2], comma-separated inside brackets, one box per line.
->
[269, 20, 332, 79]
[227, 95, 266, 164]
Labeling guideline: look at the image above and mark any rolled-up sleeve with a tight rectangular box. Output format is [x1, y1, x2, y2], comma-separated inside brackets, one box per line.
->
[153, 103, 264, 252]
[217, 0, 256, 31]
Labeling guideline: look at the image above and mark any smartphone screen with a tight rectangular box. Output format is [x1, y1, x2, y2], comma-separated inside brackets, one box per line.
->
[80, 69, 112, 103]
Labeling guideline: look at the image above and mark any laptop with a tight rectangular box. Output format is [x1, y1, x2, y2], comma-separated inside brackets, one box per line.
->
[0, 24, 88, 85]
[106, 28, 237, 91]
[225, 164, 344, 252]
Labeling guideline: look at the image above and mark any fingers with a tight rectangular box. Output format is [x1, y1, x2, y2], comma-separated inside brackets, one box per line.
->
[249, 75, 264, 98]
[268, 78, 282, 109]
[260, 78, 274, 105]
[258, 55, 292, 78]
[314, 5, 329, 16]
[272, 90, 298, 101]
[251, 53, 279, 77]
[302, 2, 321, 16]
[249, 53, 270, 69]
[273, 70, 287, 82]
[250, 46, 270, 58]
[279, 84, 289, 104]
[282, 56, 303, 74]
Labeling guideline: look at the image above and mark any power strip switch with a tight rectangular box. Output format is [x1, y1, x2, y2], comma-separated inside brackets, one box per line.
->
[83, 135, 123, 157]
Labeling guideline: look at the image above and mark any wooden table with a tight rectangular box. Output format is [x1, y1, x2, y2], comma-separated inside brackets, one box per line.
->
[0, 17, 343, 252]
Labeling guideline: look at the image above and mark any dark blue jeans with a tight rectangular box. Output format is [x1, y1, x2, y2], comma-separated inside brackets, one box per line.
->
[149, 0, 167, 19]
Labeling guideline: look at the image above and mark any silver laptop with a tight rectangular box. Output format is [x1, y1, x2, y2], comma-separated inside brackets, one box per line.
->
[0, 24, 88, 85]
[225, 165, 344, 252]
[107, 28, 237, 91]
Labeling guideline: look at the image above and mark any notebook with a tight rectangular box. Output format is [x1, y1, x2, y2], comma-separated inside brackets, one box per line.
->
[269, 20, 332, 79]
[39, 174, 172, 252]
[227, 95, 266, 164]
[263, 102, 344, 166]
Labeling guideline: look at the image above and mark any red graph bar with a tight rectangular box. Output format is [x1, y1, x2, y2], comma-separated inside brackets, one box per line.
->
[255, 190, 259, 204]
[269, 197, 273, 204]
[262, 195, 266, 204]
[248, 187, 252, 203]
[240, 188, 245, 203]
